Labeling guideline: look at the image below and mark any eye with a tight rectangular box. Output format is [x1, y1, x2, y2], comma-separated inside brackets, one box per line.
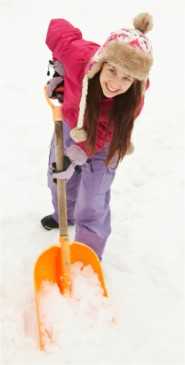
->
[123, 76, 131, 81]
[108, 67, 116, 75]
[123, 76, 133, 82]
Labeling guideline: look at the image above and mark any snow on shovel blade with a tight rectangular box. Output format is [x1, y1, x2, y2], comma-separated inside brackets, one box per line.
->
[34, 241, 108, 350]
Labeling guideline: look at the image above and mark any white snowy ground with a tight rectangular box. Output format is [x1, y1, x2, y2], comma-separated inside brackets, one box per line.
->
[0, 1, 184, 364]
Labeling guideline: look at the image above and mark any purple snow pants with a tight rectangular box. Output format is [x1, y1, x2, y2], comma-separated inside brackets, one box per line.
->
[47, 122, 117, 259]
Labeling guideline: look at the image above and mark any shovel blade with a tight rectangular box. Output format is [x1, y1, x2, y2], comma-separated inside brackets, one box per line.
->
[34, 242, 107, 295]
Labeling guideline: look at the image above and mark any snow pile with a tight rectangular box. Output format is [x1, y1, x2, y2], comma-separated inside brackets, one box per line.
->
[37, 262, 120, 362]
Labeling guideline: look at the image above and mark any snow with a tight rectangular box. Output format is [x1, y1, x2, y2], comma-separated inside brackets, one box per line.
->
[0, 1, 184, 364]
[36, 263, 119, 359]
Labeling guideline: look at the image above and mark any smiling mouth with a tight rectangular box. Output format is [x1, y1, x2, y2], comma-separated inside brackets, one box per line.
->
[105, 83, 119, 94]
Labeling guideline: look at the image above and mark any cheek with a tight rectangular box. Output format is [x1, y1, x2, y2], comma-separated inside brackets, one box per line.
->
[121, 82, 132, 93]
[99, 72, 105, 89]
[99, 72, 109, 91]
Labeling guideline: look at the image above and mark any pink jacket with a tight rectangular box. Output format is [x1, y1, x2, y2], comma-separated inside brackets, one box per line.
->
[46, 19, 145, 155]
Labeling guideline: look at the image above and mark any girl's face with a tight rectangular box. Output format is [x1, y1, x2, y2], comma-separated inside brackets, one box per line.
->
[99, 62, 134, 98]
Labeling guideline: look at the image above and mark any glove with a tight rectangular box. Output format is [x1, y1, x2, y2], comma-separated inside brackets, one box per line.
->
[53, 145, 87, 180]
[47, 76, 64, 101]
[47, 60, 64, 102]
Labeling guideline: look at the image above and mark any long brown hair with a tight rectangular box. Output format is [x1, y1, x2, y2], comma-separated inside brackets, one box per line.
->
[84, 71, 143, 165]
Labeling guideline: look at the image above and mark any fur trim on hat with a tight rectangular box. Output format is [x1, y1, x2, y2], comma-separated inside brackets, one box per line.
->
[88, 41, 153, 81]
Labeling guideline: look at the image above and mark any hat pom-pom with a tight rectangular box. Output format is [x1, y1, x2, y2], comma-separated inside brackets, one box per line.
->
[70, 128, 88, 143]
[133, 12, 153, 34]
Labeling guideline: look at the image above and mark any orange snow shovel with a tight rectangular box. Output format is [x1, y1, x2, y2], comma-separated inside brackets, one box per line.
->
[34, 88, 108, 350]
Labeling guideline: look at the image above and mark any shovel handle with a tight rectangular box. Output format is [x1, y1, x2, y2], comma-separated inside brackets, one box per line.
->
[44, 86, 63, 122]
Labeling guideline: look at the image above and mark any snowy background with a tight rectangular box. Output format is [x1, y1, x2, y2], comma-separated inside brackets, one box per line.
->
[0, 0, 184, 364]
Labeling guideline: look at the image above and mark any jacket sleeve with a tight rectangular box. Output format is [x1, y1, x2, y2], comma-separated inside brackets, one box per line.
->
[46, 19, 82, 59]
[46, 18, 98, 79]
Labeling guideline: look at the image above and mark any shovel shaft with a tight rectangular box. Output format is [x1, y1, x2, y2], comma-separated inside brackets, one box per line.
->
[54, 121, 68, 237]
[55, 121, 71, 294]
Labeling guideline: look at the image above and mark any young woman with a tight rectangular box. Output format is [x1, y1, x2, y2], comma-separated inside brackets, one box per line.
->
[41, 13, 154, 259]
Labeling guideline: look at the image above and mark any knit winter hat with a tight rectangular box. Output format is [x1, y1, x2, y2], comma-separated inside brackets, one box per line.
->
[70, 12, 154, 143]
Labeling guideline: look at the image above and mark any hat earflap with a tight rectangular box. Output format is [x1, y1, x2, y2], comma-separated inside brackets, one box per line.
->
[70, 75, 89, 142]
